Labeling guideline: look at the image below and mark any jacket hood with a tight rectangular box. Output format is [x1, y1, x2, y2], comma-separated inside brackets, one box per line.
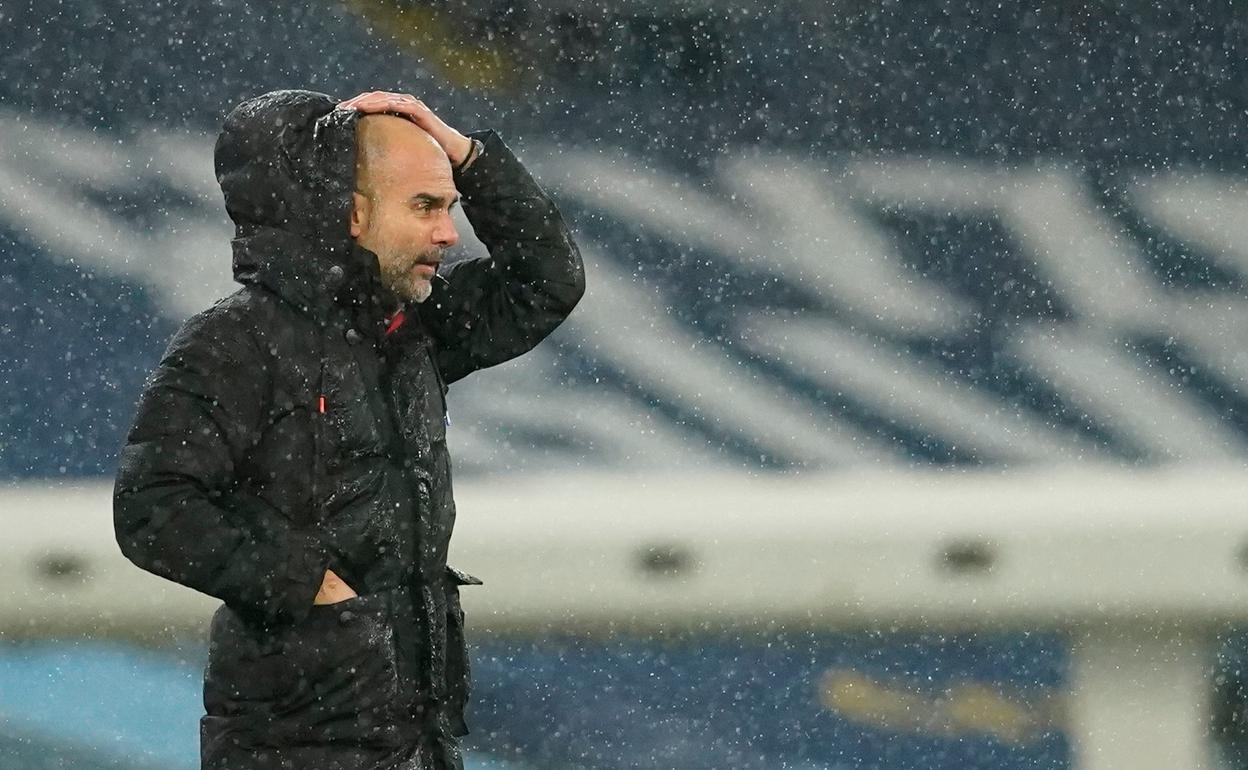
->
[214, 89, 399, 332]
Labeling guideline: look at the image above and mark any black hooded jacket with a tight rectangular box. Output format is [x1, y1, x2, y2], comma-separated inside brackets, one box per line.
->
[112, 90, 584, 753]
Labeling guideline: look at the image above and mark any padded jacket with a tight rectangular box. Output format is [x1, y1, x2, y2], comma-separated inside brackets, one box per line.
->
[112, 89, 584, 753]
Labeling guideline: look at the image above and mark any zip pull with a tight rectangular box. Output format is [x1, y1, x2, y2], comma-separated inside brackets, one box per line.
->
[318, 395, 326, 414]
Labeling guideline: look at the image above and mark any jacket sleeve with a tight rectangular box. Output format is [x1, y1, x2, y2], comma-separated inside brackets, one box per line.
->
[113, 304, 330, 628]
[418, 129, 586, 385]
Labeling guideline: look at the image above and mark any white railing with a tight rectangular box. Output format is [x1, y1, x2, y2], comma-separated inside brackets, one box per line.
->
[4, 465, 1246, 769]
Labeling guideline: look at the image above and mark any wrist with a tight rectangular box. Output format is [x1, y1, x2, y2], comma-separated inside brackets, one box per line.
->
[453, 137, 484, 173]
[446, 134, 473, 166]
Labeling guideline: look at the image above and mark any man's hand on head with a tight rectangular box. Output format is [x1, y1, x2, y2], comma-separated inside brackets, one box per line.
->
[337, 91, 474, 166]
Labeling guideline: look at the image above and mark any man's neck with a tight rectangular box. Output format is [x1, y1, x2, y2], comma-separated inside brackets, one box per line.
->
[377, 284, 405, 320]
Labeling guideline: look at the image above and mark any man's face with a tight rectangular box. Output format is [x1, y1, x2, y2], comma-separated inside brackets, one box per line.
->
[350, 115, 460, 303]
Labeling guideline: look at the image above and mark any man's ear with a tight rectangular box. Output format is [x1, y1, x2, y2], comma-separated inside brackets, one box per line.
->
[349, 191, 370, 238]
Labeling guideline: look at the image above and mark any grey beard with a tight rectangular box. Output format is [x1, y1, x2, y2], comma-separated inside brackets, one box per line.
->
[379, 261, 434, 304]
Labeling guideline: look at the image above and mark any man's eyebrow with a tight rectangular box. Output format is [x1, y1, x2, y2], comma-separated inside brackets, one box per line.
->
[411, 193, 461, 208]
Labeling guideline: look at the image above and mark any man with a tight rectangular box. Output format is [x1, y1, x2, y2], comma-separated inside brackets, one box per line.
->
[113, 89, 585, 770]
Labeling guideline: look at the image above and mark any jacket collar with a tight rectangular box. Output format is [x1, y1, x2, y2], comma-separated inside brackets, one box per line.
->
[231, 224, 402, 343]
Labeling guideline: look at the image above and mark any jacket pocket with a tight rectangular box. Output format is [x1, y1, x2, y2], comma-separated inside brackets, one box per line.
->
[443, 565, 483, 737]
[275, 589, 402, 731]
[205, 590, 404, 743]
[203, 603, 292, 713]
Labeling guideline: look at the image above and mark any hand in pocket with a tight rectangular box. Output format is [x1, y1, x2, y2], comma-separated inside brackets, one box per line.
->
[313, 568, 359, 605]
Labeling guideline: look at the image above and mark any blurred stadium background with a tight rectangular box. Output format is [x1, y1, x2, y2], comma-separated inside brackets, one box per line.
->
[3, 1, 1248, 768]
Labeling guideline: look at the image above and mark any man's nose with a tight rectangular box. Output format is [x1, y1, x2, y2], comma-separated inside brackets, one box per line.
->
[433, 212, 459, 248]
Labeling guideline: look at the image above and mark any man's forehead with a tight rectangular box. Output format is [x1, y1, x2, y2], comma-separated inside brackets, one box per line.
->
[359, 114, 444, 157]
[356, 114, 454, 192]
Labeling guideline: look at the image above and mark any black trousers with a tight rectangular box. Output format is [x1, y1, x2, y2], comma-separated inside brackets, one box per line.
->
[202, 731, 465, 770]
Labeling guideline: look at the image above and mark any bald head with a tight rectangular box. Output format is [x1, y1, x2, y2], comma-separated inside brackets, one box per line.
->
[348, 113, 461, 305]
[354, 114, 448, 198]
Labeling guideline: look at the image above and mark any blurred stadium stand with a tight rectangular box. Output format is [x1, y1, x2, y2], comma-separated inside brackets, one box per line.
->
[2, 1, 1247, 768]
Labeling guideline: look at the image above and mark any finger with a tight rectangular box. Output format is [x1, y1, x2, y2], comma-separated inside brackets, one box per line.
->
[379, 94, 426, 111]
[337, 94, 436, 125]
[338, 97, 400, 114]
[354, 91, 423, 106]
[340, 91, 391, 107]
[369, 96, 414, 112]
